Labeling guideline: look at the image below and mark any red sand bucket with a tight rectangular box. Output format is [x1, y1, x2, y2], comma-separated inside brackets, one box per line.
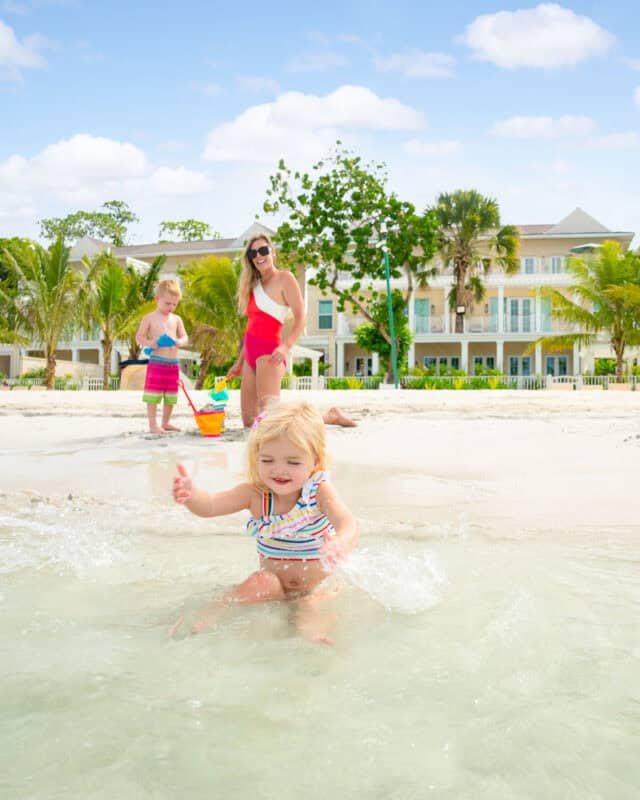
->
[180, 381, 225, 437]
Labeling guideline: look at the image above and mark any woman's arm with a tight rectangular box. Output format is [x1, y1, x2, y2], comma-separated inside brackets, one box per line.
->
[280, 271, 306, 351]
[316, 481, 358, 566]
[227, 344, 245, 377]
[173, 463, 253, 518]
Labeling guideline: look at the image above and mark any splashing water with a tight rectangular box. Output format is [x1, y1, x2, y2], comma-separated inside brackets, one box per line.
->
[327, 544, 447, 614]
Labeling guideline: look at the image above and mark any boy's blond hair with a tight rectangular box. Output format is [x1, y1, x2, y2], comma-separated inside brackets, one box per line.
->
[247, 400, 327, 491]
[156, 279, 182, 301]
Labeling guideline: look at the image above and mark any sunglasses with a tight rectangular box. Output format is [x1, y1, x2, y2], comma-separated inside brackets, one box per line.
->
[248, 245, 271, 260]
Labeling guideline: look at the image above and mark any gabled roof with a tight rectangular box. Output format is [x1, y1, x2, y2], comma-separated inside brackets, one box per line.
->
[546, 208, 610, 235]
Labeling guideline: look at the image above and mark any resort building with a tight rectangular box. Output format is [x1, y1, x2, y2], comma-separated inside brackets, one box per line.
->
[1, 209, 636, 380]
[301, 208, 636, 378]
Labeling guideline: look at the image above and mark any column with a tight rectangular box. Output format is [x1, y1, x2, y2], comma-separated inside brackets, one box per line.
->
[372, 352, 380, 375]
[535, 343, 542, 375]
[496, 340, 504, 372]
[573, 342, 580, 375]
[336, 341, 345, 377]
[535, 288, 541, 332]
[460, 339, 469, 373]
[498, 285, 504, 333]
[408, 290, 415, 332]
[72, 348, 79, 363]
[444, 286, 451, 333]
[408, 343, 415, 370]
[110, 349, 119, 374]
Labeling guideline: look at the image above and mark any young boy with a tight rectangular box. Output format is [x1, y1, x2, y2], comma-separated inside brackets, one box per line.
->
[136, 279, 189, 434]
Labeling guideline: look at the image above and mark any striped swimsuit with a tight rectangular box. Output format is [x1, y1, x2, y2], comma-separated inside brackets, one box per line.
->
[246, 471, 335, 561]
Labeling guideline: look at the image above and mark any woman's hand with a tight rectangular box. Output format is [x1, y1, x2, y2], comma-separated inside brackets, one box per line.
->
[226, 360, 242, 378]
[270, 344, 289, 366]
[173, 463, 193, 504]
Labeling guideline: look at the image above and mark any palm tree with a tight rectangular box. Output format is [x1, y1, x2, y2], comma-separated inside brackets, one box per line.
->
[430, 190, 520, 333]
[0, 236, 95, 389]
[82, 252, 162, 388]
[178, 257, 244, 388]
[535, 240, 640, 380]
[123, 255, 166, 359]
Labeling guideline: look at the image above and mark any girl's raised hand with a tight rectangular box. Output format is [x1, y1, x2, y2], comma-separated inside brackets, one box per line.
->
[173, 463, 193, 504]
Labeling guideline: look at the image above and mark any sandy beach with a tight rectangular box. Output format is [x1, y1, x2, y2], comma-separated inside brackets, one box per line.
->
[2, 389, 639, 799]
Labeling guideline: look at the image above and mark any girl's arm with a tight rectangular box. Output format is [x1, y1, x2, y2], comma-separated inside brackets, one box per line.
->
[173, 463, 253, 517]
[316, 481, 358, 566]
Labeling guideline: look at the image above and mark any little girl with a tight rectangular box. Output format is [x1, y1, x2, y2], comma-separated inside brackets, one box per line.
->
[172, 400, 358, 643]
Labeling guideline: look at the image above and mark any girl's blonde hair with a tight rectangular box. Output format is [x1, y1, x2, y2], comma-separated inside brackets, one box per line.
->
[237, 233, 276, 315]
[247, 401, 327, 491]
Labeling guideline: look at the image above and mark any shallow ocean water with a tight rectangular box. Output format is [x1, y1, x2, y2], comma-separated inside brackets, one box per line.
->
[1, 410, 639, 799]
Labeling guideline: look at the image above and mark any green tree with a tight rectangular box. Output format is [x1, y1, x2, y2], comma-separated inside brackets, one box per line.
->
[430, 189, 520, 333]
[82, 252, 159, 388]
[0, 236, 96, 389]
[353, 290, 412, 381]
[534, 240, 640, 380]
[122, 255, 166, 359]
[159, 219, 221, 242]
[39, 200, 140, 245]
[0, 238, 33, 345]
[178, 257, 244, 388]
[263, 144, 439, 355]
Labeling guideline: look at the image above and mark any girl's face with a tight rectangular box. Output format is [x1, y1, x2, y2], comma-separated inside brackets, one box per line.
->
[257, 434, 316, 497]
[248, 238, 275, 278]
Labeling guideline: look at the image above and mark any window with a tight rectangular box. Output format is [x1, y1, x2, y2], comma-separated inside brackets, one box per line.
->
[509, 357, 531, 376]
[318, 300, 333, 330]
[522, 257, 535, 274]
[474, 356, 495, 369]
[551, 256, 564, 274]
[414, 298, 430, 333]
[355, 357, 373, 376]
[545, 356, 568, 376]
[423, 356, 458, 372]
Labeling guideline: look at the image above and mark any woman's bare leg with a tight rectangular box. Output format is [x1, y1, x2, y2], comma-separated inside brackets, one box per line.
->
[240, 361, 259, 428]
[255, 356, 286, 414]
[170, 569, 285, 637]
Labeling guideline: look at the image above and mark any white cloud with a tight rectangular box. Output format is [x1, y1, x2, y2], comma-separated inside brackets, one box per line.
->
[0, 18, 48, 78]
[204, 85, 425, 164]
[403, 139, 462, 157]
[492, 115, 596, 138]
[236, 75, 280, 94]
[589, 132, 640, 149]
[286, 50, 348, 72]
[634, 87, 640, 108]
[0, 134, 210, 233]
[459, 3, 614, 69]
[622, 57, 640, 71]
[376, 50, 455, 78]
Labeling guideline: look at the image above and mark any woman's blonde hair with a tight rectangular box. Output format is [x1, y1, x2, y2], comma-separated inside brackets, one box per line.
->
[246, 400, 327, 491]
[237, 233, 276, 315]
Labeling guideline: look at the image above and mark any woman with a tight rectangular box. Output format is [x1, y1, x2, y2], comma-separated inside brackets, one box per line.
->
[227, 234, 355, 428]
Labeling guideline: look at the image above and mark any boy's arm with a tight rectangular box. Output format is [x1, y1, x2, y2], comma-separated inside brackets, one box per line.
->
[174, 314, 189, 347]
[317, 482, 358, 560]
[183, 480, 253, 518]
[135, 313, 155, 348]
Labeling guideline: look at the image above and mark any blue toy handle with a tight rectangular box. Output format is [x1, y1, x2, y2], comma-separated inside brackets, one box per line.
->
[157, 333, 176, 348]
[143, 346, 153, 356]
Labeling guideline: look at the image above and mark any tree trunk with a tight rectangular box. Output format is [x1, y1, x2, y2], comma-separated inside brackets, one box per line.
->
[103, 340, 112, 390]
[195, 354, 211, 390]
[45, 353, 56, 391]
[455, 270, 466, 333]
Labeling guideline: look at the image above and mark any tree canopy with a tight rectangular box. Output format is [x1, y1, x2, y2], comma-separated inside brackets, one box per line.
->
[263, 143, 438, 354]
[39, 200, 140, 245]
[159, 219, 221, 242]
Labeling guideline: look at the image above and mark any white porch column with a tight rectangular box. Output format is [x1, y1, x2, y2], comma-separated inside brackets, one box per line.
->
[336, 341, 345, 377]
[573, 343, 581, 375]
[408, 290, 415, 332]
[496, 340, 504, 372]
[535, 288, 541, 332]
[444, 286, 451, 333]
[72, 348, 79, 362]
[498, 285, 504, 332]
[535, 343, 542, 375]
[337, 311, 346, 335]
[408, 343, 416, 370]
[460, 339, 469, 373]
[110, 349, 119, 374]
[372, 352, 380, 375]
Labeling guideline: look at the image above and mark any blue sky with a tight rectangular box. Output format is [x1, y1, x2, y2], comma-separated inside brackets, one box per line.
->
[1, 0, 639, 244]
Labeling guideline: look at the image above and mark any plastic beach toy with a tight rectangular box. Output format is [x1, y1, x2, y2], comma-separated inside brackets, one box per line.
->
[209, 377, 229, 403]
[143, 333, 177, 355]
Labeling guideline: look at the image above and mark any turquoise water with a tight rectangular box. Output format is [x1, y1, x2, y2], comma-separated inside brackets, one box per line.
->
[1, 412, 639, 799]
